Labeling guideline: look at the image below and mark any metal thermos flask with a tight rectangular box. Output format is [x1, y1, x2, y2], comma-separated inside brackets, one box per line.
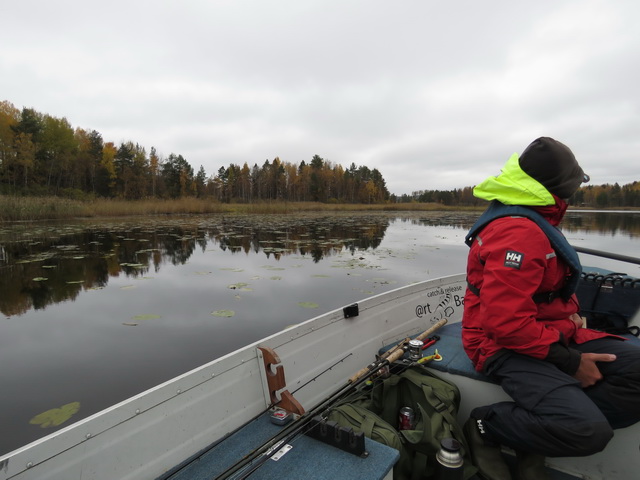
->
[435, 438, 464, 480]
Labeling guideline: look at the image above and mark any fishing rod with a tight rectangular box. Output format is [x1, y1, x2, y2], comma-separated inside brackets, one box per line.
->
[214, 318, 449, 480]
[162, 353, 357, 480]
[572, 245, 640, 266]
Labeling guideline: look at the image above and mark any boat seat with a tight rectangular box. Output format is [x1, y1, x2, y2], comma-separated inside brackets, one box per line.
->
[417, 322, 493, 382]
[380, 322, 640, 480]
[411, 321, 640, 381]
[161, 411, 399, 480]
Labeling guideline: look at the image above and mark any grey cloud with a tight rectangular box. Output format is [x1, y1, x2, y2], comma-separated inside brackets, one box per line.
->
[1, 0, 638, 195]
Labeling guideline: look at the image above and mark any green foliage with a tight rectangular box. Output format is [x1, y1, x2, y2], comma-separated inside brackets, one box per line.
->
[0, 101, 391, 205]
[29, 402, 81, 428]
[2, 100, 636, 208]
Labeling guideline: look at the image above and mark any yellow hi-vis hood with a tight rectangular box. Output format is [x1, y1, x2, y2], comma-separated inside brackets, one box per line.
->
[473, 153, 555, 206]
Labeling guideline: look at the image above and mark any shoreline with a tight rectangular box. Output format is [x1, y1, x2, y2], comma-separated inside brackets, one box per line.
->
[1, 195, 638, 223]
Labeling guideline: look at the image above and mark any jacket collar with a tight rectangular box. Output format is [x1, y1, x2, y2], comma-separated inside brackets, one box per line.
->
[473, 153, 555, 206]
[531, 195, 568, 226]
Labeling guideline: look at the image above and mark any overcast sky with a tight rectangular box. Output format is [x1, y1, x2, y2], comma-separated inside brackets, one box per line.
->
[2, 0, 638, 195]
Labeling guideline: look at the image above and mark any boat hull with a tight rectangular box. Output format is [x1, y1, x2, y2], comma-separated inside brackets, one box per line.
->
[1, 271, 638, 480]
[0, 275, 468, 480]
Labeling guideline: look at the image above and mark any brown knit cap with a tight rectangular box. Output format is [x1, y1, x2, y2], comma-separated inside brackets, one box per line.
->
[519, 137, 589, 198]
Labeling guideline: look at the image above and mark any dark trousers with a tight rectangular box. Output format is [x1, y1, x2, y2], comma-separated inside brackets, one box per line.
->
[472, 337, 640, 457]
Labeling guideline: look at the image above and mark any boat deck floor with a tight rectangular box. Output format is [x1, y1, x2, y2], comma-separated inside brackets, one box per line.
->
[160, 412, 399, 480]
[159, 410, 579, 480]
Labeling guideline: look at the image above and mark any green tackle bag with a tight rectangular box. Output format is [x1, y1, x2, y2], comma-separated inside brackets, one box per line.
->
[327, 364, 476, 480]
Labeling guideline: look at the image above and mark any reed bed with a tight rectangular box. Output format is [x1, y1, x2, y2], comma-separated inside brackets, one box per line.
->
[0, 195, 463, 222]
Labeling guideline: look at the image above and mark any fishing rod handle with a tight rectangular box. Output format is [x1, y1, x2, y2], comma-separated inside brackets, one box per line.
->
[416, 318, 448, 341]
[348, 318, 448, 383]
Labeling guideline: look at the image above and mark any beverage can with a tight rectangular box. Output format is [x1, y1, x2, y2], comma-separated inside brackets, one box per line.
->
[398, 406, 415, 430]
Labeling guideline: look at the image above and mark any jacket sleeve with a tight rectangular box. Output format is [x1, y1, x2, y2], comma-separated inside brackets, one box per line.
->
[545, 342, 582, 375]
[475, 218, 571, 361]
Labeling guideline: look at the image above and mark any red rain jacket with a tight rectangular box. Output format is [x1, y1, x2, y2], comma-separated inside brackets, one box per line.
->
[462, 201, 610, 373]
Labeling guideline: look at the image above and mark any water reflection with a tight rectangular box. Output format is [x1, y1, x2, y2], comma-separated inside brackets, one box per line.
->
[0, 215, 390, 317]
[1, 211, 639, 317]
[563, 211, 640, 237]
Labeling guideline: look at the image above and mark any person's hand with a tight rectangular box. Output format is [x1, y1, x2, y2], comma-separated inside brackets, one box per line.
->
[570, 313, 585, 328]
[574, 353, 616, 388]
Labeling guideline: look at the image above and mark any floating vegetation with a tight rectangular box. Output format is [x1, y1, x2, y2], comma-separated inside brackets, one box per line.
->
[55, 245, 79, 251]
[367, 277, 398, 285]
[132, 314, 161, 321]
[332, 258, 378, 270]
[29, 402, 80, 428]
[262, 247, 287, 254]
[353, 288, 375, 295]
[136, 248, 159, 254]
[211, 309, 235, 317]
[0, 211, 476, 332]
[298, 302, 319, 309]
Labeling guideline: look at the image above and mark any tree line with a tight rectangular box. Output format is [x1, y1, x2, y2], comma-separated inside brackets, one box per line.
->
[396, 181, 640, 208]
[0, 101, 389, 203]
[2, 100, 637, 207]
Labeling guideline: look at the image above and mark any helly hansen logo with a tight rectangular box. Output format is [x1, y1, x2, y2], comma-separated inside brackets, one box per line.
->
[504, 250, 524, 269]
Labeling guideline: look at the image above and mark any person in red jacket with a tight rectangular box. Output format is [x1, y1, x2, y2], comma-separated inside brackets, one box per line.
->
[462, 137, 640, 480]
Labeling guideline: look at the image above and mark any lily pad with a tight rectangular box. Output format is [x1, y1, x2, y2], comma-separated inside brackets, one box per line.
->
[132, 314, 161, 321]
[29, 402, 80, 428]
[298, 302, 319, 309]
[211, 310, 235, 317]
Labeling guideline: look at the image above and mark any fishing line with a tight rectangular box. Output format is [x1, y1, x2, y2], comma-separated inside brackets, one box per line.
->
[290, 352, 353, 395]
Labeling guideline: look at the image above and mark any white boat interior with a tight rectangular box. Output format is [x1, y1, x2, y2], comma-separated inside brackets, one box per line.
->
[1, 268, 638, 480]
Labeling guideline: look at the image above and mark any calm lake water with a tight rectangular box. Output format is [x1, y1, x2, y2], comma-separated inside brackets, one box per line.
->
[1, 210, 639, 455]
